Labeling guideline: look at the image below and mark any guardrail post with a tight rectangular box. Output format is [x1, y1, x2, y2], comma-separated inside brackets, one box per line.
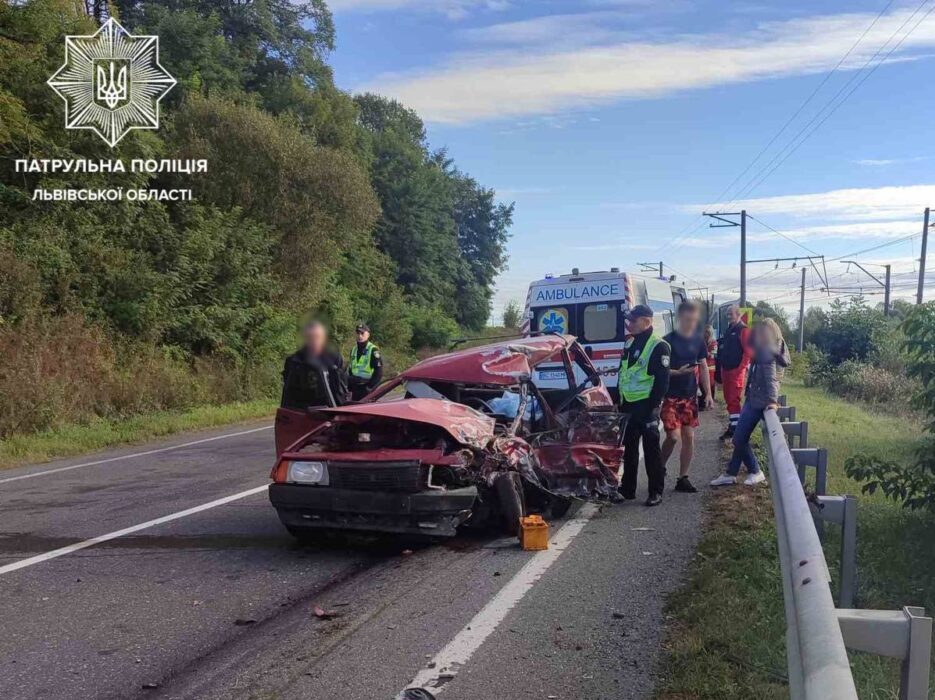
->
[836, 606, 933, 700]
[809, 495, 858, 608]
[782, 421, 809, 448]
[902, 606, 933, 700]
[792, 447, 828, 539]
[777, 406, 797, 422]
[791, 447, 827, 495]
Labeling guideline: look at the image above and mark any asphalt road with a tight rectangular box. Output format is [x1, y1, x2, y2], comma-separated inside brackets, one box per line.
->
[0, 410, 725, 700]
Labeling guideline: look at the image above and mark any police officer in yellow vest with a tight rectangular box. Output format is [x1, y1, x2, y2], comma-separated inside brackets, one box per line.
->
[348, 323, 384, 400]
[617, 305, 671, 507]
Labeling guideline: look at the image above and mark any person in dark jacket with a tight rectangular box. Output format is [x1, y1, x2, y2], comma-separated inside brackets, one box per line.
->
[280, 321, 349, 409]
[711, 318, 790, 487]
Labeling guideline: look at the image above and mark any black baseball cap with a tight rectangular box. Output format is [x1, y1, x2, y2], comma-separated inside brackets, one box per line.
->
[355, 323, 370, 333]
[625, 304, 654, 320]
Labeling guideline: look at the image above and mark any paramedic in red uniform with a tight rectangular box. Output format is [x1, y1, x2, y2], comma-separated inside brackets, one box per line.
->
[716, 305, 752, 440]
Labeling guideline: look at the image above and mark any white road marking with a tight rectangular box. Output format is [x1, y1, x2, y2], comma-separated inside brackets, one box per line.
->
[0, 484, 269, 576]
[0, 425, 272, 486]
[398, 503, 599, 698]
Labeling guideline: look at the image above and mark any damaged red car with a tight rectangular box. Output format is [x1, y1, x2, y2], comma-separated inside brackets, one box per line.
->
[269, 335, 624, 539]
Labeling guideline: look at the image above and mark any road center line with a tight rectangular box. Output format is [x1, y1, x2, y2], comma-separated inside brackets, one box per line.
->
[0, 484, 269, 576]
[0, 425, 272, 486]
[397, 503, 599, 698]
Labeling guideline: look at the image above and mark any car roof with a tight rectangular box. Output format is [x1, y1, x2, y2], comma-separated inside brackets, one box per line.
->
[400, 334, 574, 386]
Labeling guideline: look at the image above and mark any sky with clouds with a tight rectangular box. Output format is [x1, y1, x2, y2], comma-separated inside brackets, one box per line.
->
[326, 0, 935, 319]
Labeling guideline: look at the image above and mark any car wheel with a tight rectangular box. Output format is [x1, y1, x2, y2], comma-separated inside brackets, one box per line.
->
[494, 472, 526, 536]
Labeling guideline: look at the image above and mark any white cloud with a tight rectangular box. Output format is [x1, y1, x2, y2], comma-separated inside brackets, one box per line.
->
[853, 156, 930, 166]
[711, 184, 935, 222]
[361, 8, 935, 123]
[494, 186, 557, 197]
[329, 0, 509, 20]
[569, 242, 660, 251]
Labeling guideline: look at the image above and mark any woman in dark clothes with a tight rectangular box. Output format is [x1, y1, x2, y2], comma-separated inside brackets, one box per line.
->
[710, 318, 790, 487]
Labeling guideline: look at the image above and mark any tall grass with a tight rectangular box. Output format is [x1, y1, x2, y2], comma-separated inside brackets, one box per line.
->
[0, 315, 280, 439]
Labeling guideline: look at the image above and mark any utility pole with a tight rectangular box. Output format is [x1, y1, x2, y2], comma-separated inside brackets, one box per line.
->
[702, 210, 747, 305]
[741, 210, 747, 307]
[798, 267, 806, 352]
[884, 264, 891, 316]
[840, 260, 891, 314]
[919, 207, 930, 305]
[637, 261, 664, 278]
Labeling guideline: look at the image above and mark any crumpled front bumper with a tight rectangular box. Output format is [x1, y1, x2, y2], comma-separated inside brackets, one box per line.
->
[269, 484, 478, 538]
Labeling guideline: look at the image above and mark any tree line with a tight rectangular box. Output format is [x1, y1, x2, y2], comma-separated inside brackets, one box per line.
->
[0, 0, 513, 437]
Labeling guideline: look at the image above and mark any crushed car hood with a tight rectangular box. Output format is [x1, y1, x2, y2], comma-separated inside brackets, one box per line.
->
[400, 335, 573, 386]
[310, 398, 495, 449]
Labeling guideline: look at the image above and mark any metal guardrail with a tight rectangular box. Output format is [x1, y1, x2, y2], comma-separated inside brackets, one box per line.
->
[762, 408, 933, 699]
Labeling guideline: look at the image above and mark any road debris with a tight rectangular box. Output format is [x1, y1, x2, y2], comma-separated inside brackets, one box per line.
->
[233, 618, 256, 626]
[313, 604, 339, 620]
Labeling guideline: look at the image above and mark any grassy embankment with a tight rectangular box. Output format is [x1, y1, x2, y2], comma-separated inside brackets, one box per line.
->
[0, 399, 277, 470]
[0, 326, 518, 470]
[657, 377, 935, 700]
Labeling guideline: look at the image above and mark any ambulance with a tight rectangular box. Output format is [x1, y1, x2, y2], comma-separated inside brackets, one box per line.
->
[521, 268, 689, 392]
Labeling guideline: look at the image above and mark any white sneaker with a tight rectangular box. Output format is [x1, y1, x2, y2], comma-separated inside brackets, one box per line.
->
[744, 471, 767, 486]
[710, 474, 737, 487]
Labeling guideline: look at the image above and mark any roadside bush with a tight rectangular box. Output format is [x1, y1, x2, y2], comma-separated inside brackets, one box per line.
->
[845, 439, 935, 511]
[813, 297, 884, 364]
[801, 346, 832, 387]
[407, 305, 460, 349]
[844, 303, 935, 512]
[0, 315, 280, 438]
[828, 360, 914, 407]
[800, 344, 913, 409]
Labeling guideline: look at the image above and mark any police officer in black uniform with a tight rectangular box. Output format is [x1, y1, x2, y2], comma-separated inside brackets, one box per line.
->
[280, 321, 349, 409]
[617, 305, 671, 506]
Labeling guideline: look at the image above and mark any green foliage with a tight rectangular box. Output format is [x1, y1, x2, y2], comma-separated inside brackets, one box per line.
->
[355, 94, 511, 331]
[845, 442, 935, 511]
[842, 303, 935, 513]
[407, 305, 460, 349]
[799, 306, 828, 349]
[502, 300, 522, 329]
[0, 0, 513, 440]
[752, 301, 791, 341]
[902, 302, 935, 430]
[811, 296, 884, 363]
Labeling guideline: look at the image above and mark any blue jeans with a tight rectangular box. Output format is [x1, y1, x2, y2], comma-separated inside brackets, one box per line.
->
[727, 403, 765, 476]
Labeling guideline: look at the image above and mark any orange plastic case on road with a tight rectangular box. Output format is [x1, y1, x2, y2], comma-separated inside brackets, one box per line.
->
[520, 515, 549, 551]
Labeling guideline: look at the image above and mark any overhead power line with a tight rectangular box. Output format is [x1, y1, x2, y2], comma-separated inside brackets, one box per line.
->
[726, 0, 935, 203]
[656, 0, 914, 254]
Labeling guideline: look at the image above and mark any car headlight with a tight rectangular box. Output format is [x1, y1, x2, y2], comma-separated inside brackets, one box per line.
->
[287, 461, 329, 485]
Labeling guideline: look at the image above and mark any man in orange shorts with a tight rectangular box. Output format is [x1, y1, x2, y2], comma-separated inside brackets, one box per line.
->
[661, 301, 714, 493]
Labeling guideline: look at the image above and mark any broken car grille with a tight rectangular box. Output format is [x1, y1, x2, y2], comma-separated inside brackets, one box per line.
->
[327, 461, 426, 492]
